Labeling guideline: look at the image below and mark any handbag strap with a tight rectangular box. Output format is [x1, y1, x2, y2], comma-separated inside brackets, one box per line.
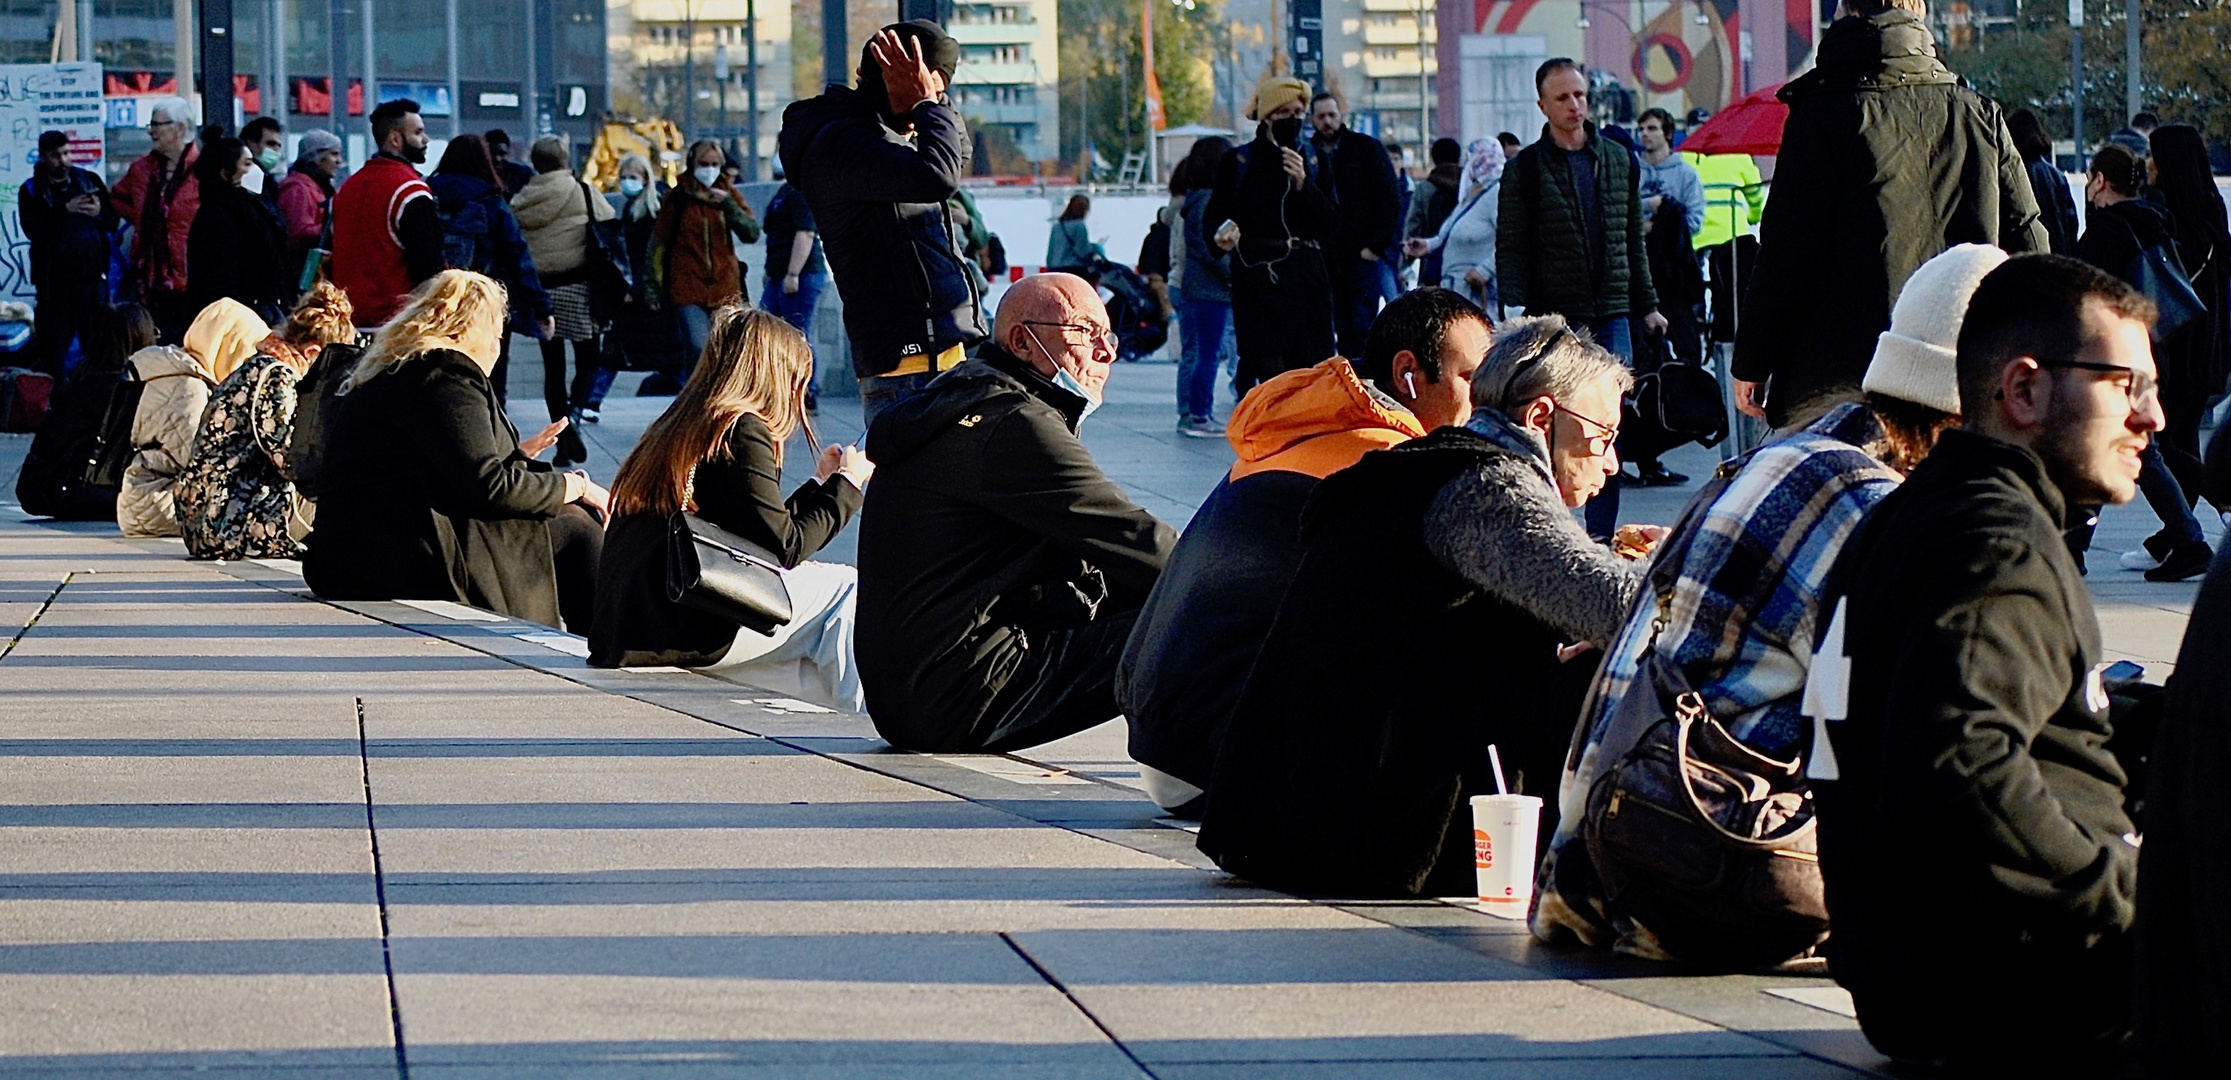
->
[1669, 706, 1819, 849]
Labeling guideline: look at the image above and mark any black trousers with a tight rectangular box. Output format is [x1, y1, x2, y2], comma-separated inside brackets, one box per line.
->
[548, 503, 603, 637]
[1230, 250, 1336, 396]
[1329, 254, 1381, 359]
[30, 281, 104, 376]
[1702, 235, 1758, 345]
[968, 608, 1144, 754]
[540, 335, 604, 423]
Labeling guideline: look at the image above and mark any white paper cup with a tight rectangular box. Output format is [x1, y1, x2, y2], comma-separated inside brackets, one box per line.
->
[1470, 793, 1543, 918]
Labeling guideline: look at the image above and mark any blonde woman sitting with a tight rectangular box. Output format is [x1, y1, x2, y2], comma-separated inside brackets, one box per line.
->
[303, 270, 610, 633]
[590, 306, 872, 712]
[176, 281, 357, 561]
[118, 298, 269, 537]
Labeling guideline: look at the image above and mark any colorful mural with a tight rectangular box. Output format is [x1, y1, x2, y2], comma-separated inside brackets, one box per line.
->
[1436, 0, 1818, 142]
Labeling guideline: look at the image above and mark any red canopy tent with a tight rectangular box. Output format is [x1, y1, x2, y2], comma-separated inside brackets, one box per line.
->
[1681, 83, 1790, 156]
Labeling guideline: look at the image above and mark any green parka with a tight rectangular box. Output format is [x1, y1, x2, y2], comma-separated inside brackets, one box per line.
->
[1731, 9, 2046, 423]
[1496, 122, 1656, 322]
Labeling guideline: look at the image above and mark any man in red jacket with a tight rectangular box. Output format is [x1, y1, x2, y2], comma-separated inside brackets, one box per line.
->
[331, 99, 443, 329]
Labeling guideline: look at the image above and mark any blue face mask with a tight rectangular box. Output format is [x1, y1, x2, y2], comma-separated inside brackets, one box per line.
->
[1021, 324, 1103, 423]
[619, 177, 646, 198]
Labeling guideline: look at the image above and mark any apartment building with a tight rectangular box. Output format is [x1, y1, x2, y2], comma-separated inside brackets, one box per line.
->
[613, 0, 794, 175]
[946, 0, 1058, 163]
[1328, 0, 1437, 152]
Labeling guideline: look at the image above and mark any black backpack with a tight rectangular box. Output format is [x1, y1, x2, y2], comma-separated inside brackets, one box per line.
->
[82, 367, 147, 494]
[437, 192, 495, 274]
[286, 341, 361, 499]
[16, 363, 131, 520]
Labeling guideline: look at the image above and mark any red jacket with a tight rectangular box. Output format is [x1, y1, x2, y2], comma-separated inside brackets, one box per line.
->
[275, 169, 332, 261]
[111, 147, 200, 296]
[331, 155, 435, 327]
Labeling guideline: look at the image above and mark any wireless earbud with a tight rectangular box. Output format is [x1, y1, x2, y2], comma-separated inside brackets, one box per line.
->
[1403, 372, 1418, 397]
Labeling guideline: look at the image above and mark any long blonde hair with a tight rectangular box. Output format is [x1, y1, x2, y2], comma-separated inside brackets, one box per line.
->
[610, 306, 816, 518]
[347, 270, 508, 392]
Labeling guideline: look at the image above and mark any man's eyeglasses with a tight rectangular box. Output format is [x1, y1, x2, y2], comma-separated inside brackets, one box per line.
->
[1554, 402, 1620, 454]
[2040, 360, 2159, 412]
[1019, 321, 1117, 361]
[147, 119, 180, 132]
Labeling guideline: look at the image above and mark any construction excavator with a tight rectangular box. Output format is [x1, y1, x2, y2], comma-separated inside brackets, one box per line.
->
[580, 116, 689, 191]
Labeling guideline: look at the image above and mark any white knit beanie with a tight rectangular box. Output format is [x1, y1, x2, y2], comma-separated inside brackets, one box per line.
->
[1861, 243, 2010, 415]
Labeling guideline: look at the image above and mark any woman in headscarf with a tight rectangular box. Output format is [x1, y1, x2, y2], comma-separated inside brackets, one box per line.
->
[118, 298, 269, 536]
[1404, 138, 1504, 313]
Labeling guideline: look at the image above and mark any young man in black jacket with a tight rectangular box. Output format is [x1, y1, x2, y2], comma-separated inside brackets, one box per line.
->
[1807, 254, 2157, 1075]
[1307, 93, 1404, 359]
[778, 22, 985, 424]
[19, 130, 117, 376]
[855, 273, 1176, 753]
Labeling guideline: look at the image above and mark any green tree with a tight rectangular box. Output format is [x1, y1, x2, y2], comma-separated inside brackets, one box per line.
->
[1947, 0, 2231, 147]
[1058, 0, 1222, 175]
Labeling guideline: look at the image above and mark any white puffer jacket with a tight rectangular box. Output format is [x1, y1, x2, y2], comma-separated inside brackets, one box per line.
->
[117, 298, 267, 537]
[116, 346, 215, 537]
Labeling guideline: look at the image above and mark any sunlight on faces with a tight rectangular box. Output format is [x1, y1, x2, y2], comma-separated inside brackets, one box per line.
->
[1393, 318, 1490, 432]
[997, 274, 1116, 396]
[1517, 374, 1623, 508]
[2042, 302, 2162, 507]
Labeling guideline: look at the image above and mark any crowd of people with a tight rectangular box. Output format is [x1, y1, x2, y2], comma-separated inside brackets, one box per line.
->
[11, 2, 2231, 1074]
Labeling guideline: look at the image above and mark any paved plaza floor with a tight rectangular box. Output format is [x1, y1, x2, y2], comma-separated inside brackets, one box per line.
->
[0, 351, 2206, 1076]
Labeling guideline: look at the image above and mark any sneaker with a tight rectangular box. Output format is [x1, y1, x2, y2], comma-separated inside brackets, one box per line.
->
[2144, 541, 2213, 582]
[2119, 548, 2163, 571]
[1178, 417, 1224, 439]
[577, 407, 600, 424]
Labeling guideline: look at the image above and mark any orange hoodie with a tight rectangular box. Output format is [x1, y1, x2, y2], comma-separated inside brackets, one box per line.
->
[1226, 358, 1428, 482]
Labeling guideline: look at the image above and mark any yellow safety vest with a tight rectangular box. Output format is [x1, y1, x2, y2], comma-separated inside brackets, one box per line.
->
[1683, 151, 1765, 249]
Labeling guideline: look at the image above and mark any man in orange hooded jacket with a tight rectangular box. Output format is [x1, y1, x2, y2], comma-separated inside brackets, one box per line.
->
[1116, 288, 1490, 815]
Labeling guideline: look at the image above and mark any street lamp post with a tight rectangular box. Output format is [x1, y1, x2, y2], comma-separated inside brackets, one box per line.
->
[716, 42, 730, 159]
[683, 0, 696, 138]
[747, 0, 761, 179]
[2070, 0, 2083, 165]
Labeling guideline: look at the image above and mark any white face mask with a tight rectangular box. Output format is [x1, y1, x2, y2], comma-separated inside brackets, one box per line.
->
[619, 177, 646, 198]
[1021, 324, 1103, 423]
[693, 166, 722, 189]
[239, 164, 266, 195]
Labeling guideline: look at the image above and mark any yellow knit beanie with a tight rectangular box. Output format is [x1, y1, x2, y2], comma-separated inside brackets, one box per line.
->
[1248, 76, 1311, 121]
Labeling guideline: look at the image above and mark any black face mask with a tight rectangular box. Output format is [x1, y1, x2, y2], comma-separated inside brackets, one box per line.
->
[1270, 116, 1304, 149]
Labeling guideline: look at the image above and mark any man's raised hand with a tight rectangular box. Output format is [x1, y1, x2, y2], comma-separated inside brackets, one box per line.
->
[868, 29, 944, 117]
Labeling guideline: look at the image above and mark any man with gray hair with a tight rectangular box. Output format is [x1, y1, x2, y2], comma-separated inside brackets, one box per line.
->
[111, 96, 201, 342]
[1199, 315, 1654, 897]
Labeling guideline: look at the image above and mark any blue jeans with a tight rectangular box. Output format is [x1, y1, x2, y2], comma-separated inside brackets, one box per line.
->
[1579, 315, 1634, 538]
[859, 371, 938, 429]
[678, 304, 715, 371]
[760, 272, 829, 390]
[1177, 299, 1230, 420]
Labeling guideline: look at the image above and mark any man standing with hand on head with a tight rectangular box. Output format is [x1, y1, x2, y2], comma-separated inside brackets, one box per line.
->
[779, 21, 985, 424]
[1807, 255, 2155, 1075]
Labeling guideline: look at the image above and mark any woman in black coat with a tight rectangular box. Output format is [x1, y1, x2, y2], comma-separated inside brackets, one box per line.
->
[303, 270, 609, 632]
[589, 307, 870, 709]
[187, 136, 292, 325]
[2076, 143, 2213, 579]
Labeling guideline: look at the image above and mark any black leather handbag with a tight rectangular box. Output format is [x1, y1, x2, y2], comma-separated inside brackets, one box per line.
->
[574, 179, 635, 324]
[2116, 213, 2206, 339]
[1578, 455, 1828, 967]
[666, 511, 793, 636]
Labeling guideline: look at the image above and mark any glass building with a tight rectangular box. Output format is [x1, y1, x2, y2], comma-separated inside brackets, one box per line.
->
[11, 0, 605, 175]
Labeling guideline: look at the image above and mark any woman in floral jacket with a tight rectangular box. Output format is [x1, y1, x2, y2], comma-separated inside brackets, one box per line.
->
[176, 282, 357, 560]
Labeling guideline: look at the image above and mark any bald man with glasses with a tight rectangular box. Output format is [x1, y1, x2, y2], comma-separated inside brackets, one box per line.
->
[854, 273, 1177, 753]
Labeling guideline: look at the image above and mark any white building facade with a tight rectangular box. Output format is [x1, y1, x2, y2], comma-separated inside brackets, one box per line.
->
[946, 0, 1059, 164]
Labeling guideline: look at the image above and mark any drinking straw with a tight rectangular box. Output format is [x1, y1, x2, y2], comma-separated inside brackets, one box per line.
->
[1488, 744, 1508, 796]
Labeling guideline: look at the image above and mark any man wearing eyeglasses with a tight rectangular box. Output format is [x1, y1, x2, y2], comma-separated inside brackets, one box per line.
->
[854, 272, 1176, 753]
[1806, 254, 2157, 1074]
[1200, 315, 1658, 897]
[110, 97, 201, 343]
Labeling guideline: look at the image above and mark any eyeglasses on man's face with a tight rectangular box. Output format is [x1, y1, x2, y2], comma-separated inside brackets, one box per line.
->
[2040, 360, 2160, 413]
[1020, 320, 1117, 362]
[1554, 401, 1620, 455]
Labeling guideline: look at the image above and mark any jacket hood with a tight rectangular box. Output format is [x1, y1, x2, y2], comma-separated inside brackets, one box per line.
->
[1928, 427, 2077, 529]
[510, 171, 581, 229]
[182, 298, 270, 382]
[863, 345, 1089, 466]
[777, 85, 878, 163]
[126, 344, 209, 381]
[1464, 406, 1557, 488]
[1787, 9, 1955, 98]
[1227, 359, 1426, 481]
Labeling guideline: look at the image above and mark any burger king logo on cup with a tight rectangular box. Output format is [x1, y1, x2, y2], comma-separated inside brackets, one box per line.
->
[1474, 829, 1493, 870]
